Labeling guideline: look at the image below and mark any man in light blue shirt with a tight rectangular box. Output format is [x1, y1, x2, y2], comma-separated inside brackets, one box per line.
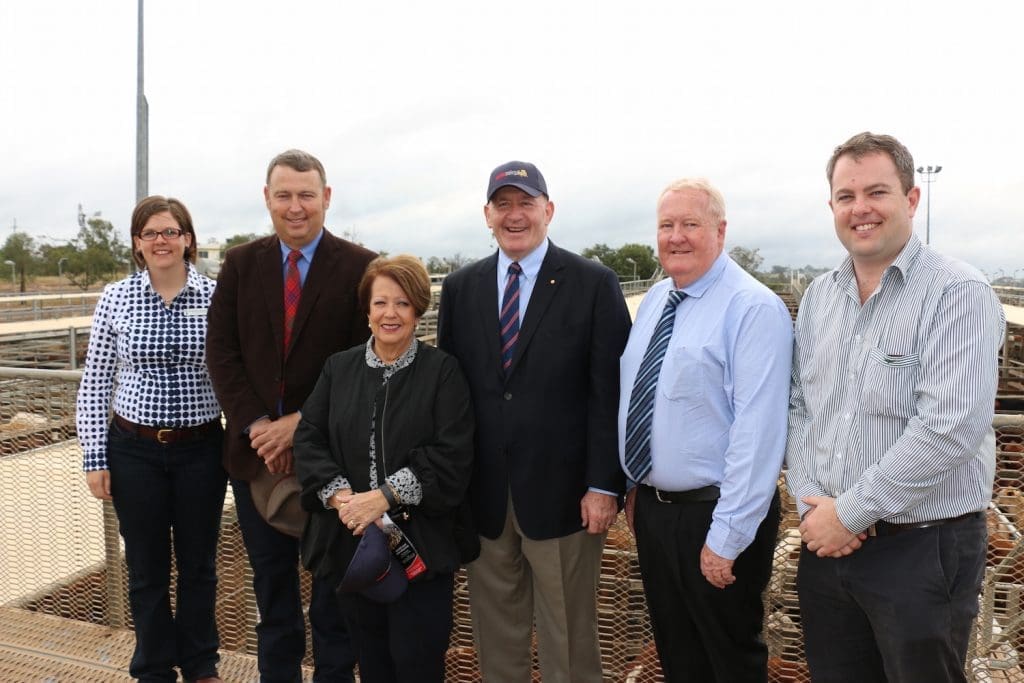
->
[619, 178, 792, 682]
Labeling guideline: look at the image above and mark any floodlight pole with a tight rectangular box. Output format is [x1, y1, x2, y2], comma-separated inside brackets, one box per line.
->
[915, 165, 942, 245]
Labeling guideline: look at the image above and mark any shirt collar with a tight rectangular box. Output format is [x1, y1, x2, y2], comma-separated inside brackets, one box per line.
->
[678, 250, 728, 298]
[831, 233, 921, 287]
[365, 337, 418, 380]
[498, 238, 549, 281]
[279, 228, 324, 263]
[140, 262, 203, 295]
[184, 262, 205, 291]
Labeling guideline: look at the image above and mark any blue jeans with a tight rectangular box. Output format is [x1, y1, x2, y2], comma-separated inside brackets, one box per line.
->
[798, 512, 986, 683]
[231, 478, 355, 683]
[107, 419, 227, 682]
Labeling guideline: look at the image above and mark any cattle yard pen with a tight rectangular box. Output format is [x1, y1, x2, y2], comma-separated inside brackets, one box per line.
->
[1, 366, 1023, 682]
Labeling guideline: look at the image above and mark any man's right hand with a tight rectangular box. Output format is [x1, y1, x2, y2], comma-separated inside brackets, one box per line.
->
[263, 447, 294, 474]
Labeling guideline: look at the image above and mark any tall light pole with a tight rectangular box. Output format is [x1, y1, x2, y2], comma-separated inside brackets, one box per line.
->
[625, 257, 637, 281]
[4, 260, 14, 285]
[916, 165, 942, 245]
[136, 0, 148, 204]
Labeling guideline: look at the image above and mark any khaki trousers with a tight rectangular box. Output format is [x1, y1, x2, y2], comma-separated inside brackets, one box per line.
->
[467, 493, 605, 683]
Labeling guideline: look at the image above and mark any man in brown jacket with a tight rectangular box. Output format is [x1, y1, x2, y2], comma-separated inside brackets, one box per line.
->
[207, 149, 376, 682]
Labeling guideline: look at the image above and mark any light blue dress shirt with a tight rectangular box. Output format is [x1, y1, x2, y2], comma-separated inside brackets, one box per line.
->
[496, 238, 549, 318]
[618, 252, 793, 559]
[278, 228, 325, 286]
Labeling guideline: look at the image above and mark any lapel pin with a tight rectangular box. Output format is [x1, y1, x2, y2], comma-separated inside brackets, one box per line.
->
[550, 279, 556, 284]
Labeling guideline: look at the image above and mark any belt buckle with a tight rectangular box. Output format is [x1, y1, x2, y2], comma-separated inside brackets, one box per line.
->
[867, 524, 878, 537]
[654, 488, 670, 504]
[156, 429, 173, 444]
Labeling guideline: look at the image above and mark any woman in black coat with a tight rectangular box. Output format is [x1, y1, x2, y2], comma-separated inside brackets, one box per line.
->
[294, 255, 474, 683]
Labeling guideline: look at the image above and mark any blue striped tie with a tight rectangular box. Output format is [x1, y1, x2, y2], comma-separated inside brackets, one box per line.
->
[499, 262, 522, 375]
[623, 289, 687, 483]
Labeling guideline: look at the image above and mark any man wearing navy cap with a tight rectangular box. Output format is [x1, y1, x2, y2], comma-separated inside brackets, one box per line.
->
[438, 161, 631, 681]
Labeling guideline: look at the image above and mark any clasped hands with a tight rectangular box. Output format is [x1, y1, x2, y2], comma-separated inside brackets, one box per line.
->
[249, 413, 302, 474]
[330, 488, 389, 536]
[799, 495, 868, 558]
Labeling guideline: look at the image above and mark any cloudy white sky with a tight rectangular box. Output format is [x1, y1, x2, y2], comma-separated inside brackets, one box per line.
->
[2, 1, 1022, 276]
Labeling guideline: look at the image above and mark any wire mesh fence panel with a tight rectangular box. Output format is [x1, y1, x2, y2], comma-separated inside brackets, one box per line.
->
[1, 366, 1023, 682]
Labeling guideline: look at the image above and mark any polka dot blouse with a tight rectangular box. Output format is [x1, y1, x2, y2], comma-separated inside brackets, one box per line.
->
[76, 264, 222, 471]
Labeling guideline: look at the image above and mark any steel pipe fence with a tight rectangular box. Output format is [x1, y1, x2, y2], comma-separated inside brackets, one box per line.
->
[1, 368, 1023, 681]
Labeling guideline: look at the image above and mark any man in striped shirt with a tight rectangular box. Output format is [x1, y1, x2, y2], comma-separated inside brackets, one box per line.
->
[786, 131, 1005, 681]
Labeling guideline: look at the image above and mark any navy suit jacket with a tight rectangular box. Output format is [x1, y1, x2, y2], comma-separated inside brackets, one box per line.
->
[206, 229, 377, 480]
[438, 242, 631, 540]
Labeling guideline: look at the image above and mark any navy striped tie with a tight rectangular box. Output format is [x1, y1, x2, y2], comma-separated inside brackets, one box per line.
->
[499, 262, 522, 375]
[623, 289, 687, 483]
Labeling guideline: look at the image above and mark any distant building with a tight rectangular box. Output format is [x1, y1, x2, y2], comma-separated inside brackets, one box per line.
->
[196, 240, 223, 263]
[194, 240, 223, 278]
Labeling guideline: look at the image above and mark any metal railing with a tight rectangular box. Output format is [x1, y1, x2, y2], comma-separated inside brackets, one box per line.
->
[995, 286, 1024, 308]
[3, 367, 1024, 681]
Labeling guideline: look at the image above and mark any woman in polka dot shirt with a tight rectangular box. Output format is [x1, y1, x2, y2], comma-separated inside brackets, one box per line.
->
[76, 195, 226, 683]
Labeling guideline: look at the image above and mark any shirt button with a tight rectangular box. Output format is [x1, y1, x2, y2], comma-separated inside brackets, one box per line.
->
[843, 413, 851, 421]
[835, 452, 843, 460]
[503, 392, 512, 401]
[854, 335, 862, 342]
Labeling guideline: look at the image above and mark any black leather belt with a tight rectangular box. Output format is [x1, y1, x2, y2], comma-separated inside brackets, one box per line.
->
[867, 511, 982, 537]
[113, 414, 221, 445]
[641, 484, 720, 504]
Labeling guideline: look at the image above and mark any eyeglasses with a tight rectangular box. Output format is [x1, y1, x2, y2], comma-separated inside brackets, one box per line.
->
[138, 228, 185, 241]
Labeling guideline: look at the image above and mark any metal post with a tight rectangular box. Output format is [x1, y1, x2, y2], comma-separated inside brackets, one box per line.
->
[68, 327, 79, 370]
[136, 0, 148, 204]
[135, 0, 148, 275]
[915, 165, 942, 245]
[103, 500, 128, 627]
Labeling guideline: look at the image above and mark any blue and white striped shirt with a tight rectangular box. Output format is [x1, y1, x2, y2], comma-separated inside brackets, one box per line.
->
[76, 265, 222, 471]
[785, 234, 1005, 532]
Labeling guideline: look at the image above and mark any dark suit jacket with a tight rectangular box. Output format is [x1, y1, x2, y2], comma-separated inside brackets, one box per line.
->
[437, 241, 631, 541]
[206, 229, 377, 480]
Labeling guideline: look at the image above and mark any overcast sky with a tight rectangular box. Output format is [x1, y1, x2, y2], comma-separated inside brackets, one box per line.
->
[2, 1, 1022, 277]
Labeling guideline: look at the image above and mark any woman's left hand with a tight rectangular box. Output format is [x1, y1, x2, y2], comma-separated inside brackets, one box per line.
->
[337, 488, 389, 536]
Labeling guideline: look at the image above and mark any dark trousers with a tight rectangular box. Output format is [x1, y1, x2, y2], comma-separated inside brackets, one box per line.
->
[634, 486, 780, 683]
[338, 572, 454, 683]
[107, 420, 227, 683]
[231, 478, 355, 683]
[798, 512, 986, 683]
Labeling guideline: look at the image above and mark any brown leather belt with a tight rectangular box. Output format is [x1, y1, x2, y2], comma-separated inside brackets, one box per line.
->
[642, 484, 721, 504]
[113, 414, 221, 445]
[867, 511, 982, 537]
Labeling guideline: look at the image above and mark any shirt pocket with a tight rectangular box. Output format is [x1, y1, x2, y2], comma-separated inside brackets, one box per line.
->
[660, 346, 707, 409]
[862, 347, 920, 418]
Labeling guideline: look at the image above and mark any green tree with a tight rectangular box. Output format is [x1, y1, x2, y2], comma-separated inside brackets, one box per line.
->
[224, 232, 264, 252]
[581, 242, 657, 281]
[65, 212, 130, 291]
[39, 242, 77, 278]
[425, 253, 473, 274]
[728, 245, 763, 276]
[1, 232, 40, 292]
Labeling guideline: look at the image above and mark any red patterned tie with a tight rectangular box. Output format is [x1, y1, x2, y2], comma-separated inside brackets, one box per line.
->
[283, 249, 302, 355]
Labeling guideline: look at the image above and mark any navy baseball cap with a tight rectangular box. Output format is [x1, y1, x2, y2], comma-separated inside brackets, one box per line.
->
[486, 161, 548, 201]
[337, 524, 408, 603]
